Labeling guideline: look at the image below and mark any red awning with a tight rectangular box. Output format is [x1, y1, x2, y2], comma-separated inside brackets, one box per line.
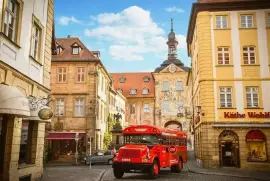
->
[246, 130, 265, 142]
[46, 132, 85, 140]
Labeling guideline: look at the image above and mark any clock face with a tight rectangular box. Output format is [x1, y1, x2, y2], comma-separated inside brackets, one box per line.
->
[168, 65, 176, 73]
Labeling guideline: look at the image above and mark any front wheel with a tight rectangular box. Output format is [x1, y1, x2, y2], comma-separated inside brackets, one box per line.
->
[148, 160, 159, 179]
[113, 168, 124, 179]
[171, 159, 182, 173]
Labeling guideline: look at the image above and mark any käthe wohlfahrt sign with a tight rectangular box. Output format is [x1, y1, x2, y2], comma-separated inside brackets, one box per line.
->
[224, 112, 270, 119]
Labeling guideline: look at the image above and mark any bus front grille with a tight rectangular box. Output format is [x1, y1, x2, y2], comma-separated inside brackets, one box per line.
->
[119, 149, 141, 158]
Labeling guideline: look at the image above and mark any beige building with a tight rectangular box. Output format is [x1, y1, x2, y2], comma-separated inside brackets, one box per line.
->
[48, 36, 113, 162]
[0, 0, 55, 180]
[187, 0, 270, 169]
[153, 20, 190, 130]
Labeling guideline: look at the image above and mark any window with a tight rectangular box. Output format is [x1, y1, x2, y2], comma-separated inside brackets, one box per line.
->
[119, 77, 125, 83]
[117, 88, 123, 94]
[162, 81, 169, 91]
[101, 77, 104, 91]
[143, 76, 150, 82]
[218, 47, 230, 65]
[144, 104, 150, 113]
[4, 0, 18, 42]
[246, 87, 259, 108]
[216, 16, 228, 29]
[176, 81, 183, 91]
[72, 46, 80, 54]
[77, 67, 85, 83]
[57, 45, 62, 55]
[142, 88, 149, 95]
[19, 121, 36, 165]
[220, 87, 232, 108]
[57, 67, 67, 83]
[55, 98, 65, 116]
[177, 100, 183, 110]
[243, 46, 256, 64]
[246, 130, 267, 162]
[130, 88, 136, 95]
[74, 98, 84, 117]
[241, 15, 253, 28]
[163, 100, 170, 112]
[30, 22, 41, 61]
[129, 104, 135, 114]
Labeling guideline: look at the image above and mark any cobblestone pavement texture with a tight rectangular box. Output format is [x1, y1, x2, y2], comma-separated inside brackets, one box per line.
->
[102, 165, 258, 181]
[41, 166, 106, 181]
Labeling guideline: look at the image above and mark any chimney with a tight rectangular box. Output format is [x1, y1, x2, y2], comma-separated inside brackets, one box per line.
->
[67, 35, 71, 38]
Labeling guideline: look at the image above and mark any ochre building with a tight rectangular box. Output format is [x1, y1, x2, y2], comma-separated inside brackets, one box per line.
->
[187, 0, 270, 169]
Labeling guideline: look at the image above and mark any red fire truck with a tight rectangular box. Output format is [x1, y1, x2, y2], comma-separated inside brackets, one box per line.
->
[112, 125, 187, 179]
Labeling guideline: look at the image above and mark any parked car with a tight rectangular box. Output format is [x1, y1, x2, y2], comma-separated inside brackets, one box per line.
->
[83, 150, 113, 165]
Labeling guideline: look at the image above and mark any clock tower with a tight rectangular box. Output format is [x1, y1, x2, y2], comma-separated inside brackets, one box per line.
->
[167, 19, 178, 60]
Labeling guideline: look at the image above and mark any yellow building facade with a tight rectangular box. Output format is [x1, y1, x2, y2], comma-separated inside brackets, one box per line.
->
[187, 0, 270, 169]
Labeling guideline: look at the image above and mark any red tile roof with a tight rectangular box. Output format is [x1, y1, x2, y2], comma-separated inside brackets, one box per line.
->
[110, 72, 155, 98]
[52, 37, 98, 61]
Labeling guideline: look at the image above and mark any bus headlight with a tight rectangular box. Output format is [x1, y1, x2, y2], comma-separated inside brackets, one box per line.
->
[142, 158, 149, 163]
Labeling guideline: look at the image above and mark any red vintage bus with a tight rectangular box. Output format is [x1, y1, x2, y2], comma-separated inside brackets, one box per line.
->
[112, 125, 187, 179]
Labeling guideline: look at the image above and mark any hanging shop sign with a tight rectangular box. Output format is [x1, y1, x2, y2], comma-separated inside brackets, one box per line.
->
[224, 112, 270, 119]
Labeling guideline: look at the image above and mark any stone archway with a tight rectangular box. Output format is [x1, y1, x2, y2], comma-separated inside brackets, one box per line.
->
[219, 130, 240, 168]
[164, 121, 182, 130]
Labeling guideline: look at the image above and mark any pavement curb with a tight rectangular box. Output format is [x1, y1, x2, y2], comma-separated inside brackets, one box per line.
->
[186, 164, 268, 181]
[96, 170, 107, 181]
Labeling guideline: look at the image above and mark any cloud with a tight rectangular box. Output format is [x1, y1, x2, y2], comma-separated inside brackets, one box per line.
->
[165, 6, 185, 13]
[58, 16, 81, 25]
[84, 6, 186, 61]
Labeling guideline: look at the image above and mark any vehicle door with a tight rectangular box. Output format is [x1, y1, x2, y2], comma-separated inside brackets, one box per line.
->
[103, 151, 112, 163]
[160, 136, 170, 167]
[91, 151, 104, 164]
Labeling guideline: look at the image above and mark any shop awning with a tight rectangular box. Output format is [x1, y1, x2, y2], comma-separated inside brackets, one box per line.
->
[46, 132, 85, 140]
[0, 84, 30, 117]
[246, 130, 265, 142]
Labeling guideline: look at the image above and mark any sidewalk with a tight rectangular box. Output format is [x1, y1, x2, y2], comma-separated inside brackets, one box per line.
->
[186, 151, 270, 181]
[41, 166, 106, 181]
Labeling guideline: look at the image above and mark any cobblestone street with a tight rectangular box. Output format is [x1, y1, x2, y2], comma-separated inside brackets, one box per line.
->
[101, 165, 257, 181]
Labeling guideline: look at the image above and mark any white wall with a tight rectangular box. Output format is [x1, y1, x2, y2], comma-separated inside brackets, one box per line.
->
[0, 0, 48, 84]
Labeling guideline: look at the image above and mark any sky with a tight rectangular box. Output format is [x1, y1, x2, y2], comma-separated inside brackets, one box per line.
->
[54, 0, 196, 73]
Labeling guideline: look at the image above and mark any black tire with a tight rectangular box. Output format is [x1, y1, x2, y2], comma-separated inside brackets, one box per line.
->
[108, 159, 113, 165]
[148, 160, 159, 179]
[113, 168, 124, 179]
[172, 159, 183, 173]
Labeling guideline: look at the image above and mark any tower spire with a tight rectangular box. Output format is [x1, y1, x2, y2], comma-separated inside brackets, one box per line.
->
[171, 18, 173, 32]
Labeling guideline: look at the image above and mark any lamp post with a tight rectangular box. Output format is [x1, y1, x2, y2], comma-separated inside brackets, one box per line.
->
[75, 133, 79, 165]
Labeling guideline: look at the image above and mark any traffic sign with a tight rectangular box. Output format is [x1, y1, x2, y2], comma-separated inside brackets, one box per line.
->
[169, 146, 177, 154]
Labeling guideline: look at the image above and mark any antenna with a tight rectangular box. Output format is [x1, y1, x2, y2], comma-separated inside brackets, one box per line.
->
[171, 18, 174, 32]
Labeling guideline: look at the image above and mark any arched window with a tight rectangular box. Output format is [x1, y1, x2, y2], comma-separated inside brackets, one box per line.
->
[119, 77, 126, 83]
[143, 76, 150, 82]
[130, 88, 136, 95]
[142, 88, 149, 95]
[117, 88, 123, 94]
[246, 130, 267, 162]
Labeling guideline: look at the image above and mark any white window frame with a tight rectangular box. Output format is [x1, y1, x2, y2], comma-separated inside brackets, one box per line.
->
[162, 81, 169, 91]
[4, 0, 17, 41]
[241, 15, 254, 28]
[246, 87, 259, 108]
[163, 100, 170, 113]
[30, 22, 41, 61]
[77, 67, 85, 83]
[57, 67, 67, 83]
[72, 46, 80, 54]
[142, 88, 149, 95]
[176, 81, 183, 91]
[220, 87, 232, 108]
[74, 98, 85, 117]
[217, 47, 230, 65]
[144, 104, 150, 113]
[130, 89, 136, 95]
[243, 46, 256, 64]
[57, 45, 62, 55]
[55, 98, 65, 116]
[216, 16, 228, 29]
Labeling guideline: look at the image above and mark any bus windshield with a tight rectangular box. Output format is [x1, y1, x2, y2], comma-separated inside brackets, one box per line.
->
[124, 134, 160, 145]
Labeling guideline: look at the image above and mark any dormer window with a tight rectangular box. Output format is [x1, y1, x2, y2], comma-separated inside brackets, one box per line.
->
[119, 77, 126, 83]
[143, 76, 150, 82]
[72, 43, 81, 55]
[117, 88, 123, 94]
[130, 89, 137, 95]
[142, 88, 149, 95]
[56, 44, 63, 55]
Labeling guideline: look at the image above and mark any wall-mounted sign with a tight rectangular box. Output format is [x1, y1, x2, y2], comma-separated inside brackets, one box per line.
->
[224, 112, 270, 119]
[38, 107, 53, 120]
